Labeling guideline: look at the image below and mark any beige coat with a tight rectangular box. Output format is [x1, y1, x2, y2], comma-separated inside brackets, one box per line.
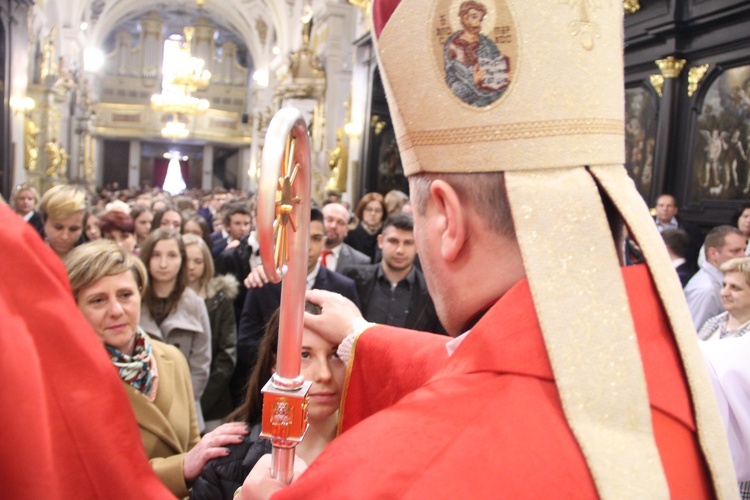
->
[123, 336, 200, 498]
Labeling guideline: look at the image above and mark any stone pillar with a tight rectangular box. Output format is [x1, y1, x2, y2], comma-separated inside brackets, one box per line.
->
[128, 140, 141, 189]
[238, 146, 253, 192]
[202, 144, 214, 189]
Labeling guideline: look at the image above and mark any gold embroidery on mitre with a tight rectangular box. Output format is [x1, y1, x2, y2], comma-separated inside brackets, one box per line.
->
[560, 0, 602, 50]
[402, 118, 623, 147]
[434, 0, 517, 108]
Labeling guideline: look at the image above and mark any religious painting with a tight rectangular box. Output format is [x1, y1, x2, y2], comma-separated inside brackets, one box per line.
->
[689, 64, 750, 202]
[433, 0, 517, 108]
[372, 117, 408, 194]
[624, 85, 658, 201]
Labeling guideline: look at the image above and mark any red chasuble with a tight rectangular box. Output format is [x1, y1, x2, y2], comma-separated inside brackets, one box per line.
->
[275, 265, 713, 498]
[0, 204, 172, 499]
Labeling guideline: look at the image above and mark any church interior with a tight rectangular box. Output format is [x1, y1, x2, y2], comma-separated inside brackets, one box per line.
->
[0, 0, 749, 228]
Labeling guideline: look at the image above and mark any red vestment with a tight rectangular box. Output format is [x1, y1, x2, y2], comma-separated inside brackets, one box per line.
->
[275, 265, 713, 498]
[0, 204, 172, 499]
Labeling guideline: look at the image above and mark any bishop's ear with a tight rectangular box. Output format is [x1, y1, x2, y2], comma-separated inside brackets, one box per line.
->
[429, 179, 467, 263]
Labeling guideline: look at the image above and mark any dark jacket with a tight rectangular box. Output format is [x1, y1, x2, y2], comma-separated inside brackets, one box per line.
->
[190, 424, 271, 500]
[340, 263, 446, 335]
[214, 233, 260, 323]
[344, 222, 380, 263]
[200, 275, 239, 422]
[27, 211, 44, 236]
[236, 266, 361, 366]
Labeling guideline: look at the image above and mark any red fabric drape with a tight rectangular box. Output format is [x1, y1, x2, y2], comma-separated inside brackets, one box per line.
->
[153, 159, 169, 188]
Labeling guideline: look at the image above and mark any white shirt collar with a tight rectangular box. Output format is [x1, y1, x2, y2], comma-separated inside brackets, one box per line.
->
[306, 262, 320, 290]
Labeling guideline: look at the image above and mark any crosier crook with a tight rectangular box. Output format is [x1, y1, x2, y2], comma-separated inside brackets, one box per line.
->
[256, 108, 312, 484]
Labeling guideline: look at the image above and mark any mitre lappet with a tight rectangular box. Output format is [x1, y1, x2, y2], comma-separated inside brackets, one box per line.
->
[373, 0, 736, 497]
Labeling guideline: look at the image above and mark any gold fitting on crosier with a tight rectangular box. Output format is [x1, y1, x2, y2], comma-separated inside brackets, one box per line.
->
[655, 56, 686, 79]
[687, 64, 710, 97]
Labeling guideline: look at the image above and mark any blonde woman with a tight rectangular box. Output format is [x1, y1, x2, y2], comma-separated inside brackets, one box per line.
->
[10, 183, 43, 235]
[183, 233, 238, 430]
[40, 184, 87, 258]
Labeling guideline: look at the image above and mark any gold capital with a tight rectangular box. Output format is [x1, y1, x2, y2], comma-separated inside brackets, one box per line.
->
[687, 64, 710, 97]
[655, 56, 686, 79]
[624, 0, 640, 15]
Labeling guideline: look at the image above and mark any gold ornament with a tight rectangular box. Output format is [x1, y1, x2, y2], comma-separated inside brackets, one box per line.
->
[649, 74, 665, 97]
[655, 56, 686, 79]
[687, 64, 710, 97]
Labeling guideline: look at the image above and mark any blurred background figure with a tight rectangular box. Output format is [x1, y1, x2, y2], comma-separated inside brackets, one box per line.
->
[82, 208, 104, 242]
[40, 184, 87, 259]
[661, 228, 694, 287]
[131, 205, 154, 252]
[10, 183, 43, 235]
[152, 207, 184, 233]
[732, 202, 750, 256]
[191, 305, 345, 499]
[183, 233, 238, 431]
[64, 239, 247, 497]
[384, 189, 409, 217]
[184, 213, 214, 251]
[100, 209, 137, 253]
[345, 192, 388, 263]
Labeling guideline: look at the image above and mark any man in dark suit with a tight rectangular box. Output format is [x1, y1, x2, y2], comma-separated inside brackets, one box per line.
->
[340, 212, 445, 334]
[321, 202, 371, 271]
[230, 208, 361, 405]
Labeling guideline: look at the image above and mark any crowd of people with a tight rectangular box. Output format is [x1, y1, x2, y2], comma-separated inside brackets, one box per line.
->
[9, 172, 750, 498]
[7, 178, 438, 498]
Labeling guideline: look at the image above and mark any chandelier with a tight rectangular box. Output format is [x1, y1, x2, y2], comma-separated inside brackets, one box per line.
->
[152, 26, 212, 138]
[151, 91, 210, 115]
[161, 117, 190, 140]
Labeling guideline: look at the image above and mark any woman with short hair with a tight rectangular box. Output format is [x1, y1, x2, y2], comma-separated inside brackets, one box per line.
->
[100, 210, 137, 253]
[64, 240, 247, 497]
[699, 257, 750, 341]
[40, 184, 87, 258]
[345, 192, 388, 262]
[10, 183, 43, 235]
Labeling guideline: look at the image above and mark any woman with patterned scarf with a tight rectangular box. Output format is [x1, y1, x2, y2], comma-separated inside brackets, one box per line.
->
[64, 240, 248, 498]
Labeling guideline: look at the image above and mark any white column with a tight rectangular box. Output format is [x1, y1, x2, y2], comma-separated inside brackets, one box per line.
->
[237, 146, 253, 192]
[202, 145, 214, 190]
[128, 140, 141, 189]
[95, 137, 105, 187]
